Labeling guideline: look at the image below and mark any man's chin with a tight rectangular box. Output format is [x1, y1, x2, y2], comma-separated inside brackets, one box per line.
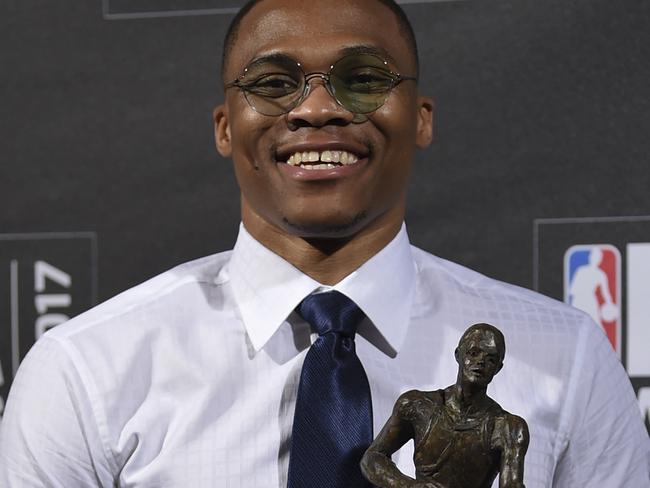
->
[281, 211, 368, 240]
[464, 372, 491, 386]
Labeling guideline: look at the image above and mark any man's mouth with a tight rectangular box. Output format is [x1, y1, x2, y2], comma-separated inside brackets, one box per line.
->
[286, 150, 360, 170]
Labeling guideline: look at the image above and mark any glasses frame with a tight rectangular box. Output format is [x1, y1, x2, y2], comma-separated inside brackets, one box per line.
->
[225, 53, 417, 116]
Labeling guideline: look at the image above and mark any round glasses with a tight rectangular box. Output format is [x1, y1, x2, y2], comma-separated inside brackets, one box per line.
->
[225, 53, 417, 116]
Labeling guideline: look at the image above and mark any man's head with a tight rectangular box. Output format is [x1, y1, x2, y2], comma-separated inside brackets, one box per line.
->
[221, 0, 420, 84]
[455, 324, 506, 387]
[214, 0, 433, 242]
[589, 247, 603, 266]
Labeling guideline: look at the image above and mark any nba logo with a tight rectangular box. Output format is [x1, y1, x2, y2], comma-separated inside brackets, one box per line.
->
[564, 244, 622, 357]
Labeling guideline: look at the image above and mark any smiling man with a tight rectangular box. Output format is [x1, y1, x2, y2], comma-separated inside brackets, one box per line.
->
[1, 0, 649, 487]
[213, 0, 432, 287]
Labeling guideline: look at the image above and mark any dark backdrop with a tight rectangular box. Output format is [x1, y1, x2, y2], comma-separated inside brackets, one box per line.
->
[1, 0, 649, 424]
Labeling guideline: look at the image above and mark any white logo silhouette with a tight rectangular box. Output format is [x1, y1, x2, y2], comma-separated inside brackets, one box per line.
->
[568, 247, 619, 324]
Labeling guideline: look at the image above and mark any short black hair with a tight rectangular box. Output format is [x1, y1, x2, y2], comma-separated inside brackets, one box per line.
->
[220, 0, 419, 83]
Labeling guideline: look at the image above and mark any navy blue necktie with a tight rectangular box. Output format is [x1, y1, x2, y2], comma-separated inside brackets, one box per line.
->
[287, 291, 373, 488]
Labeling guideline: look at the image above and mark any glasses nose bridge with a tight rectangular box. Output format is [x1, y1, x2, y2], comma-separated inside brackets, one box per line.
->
[301, 71, 335, 100]
[287, 69, 359, 124]
[304, 71, 330, 86]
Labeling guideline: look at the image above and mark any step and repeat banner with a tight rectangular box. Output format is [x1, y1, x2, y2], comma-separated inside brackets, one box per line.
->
[535, 217, 650, 429]
[1, 0, 648, 430]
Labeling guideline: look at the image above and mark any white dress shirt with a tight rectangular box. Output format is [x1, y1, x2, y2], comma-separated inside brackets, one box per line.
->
[1, 223, 648, 487]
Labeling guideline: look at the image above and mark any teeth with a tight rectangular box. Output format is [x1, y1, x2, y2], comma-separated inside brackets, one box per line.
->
[285, 150, 361, 167]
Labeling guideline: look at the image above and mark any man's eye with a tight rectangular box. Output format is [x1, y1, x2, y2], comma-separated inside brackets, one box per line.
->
[245, 74, 299, 97]
[342, 68, 393, 93]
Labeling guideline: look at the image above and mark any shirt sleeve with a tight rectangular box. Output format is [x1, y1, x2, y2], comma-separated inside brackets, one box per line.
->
[0, 336, 115, 487]
[553, 317, 650, 486]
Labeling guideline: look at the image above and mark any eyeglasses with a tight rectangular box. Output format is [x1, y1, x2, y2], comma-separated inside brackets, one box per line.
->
[225, 53, 417, 116]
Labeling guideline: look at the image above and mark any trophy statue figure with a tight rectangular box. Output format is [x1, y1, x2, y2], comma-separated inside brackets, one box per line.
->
[361, 323, 529, 488]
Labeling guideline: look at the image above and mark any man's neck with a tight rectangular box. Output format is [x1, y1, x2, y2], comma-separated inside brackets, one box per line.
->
[448, 384, 489, 413]
[240, 203, 404, 285]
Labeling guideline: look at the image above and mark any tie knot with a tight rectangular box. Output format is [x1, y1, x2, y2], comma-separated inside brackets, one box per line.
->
[297, 291, 365, 337]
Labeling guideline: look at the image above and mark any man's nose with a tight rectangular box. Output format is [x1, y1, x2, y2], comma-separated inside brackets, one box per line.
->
[287, 80, 355, 127]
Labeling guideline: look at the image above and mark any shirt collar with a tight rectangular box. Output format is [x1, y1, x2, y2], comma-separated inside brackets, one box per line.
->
[228, 223, 417, 355]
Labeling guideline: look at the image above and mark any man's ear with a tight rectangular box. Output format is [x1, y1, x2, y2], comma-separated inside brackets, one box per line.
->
[415, 96, 434, 149]
[213, 104, 232, 157]
[495, 361, 504, 375]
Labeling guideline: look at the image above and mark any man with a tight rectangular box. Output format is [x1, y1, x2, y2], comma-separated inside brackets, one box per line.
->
[1, 0, 648, 486]
[361, 324, 529, 488]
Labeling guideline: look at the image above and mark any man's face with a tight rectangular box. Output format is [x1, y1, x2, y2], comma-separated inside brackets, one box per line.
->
[214, 0, 433, 239]
[457, 330, 503, 387]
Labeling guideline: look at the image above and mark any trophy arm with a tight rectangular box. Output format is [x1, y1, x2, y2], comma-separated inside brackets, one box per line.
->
[496, 414, 530, 488]
[361, 392, 434, 488]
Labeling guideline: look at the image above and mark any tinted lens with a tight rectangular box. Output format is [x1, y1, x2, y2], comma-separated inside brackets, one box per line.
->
[238, 56, 304, 116]
[329, 54, 396, 114]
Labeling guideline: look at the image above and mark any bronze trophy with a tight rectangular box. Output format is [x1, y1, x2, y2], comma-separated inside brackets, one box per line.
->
[361, 323, 529, 488]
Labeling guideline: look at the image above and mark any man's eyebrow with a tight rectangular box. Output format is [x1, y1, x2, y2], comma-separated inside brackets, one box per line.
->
[240, 45, 398, 72]
[337, 45, 397, 64]
[246, 52, 297, 68]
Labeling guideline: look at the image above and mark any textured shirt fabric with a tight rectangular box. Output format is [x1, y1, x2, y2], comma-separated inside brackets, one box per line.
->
[1, 224, 649, 487]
